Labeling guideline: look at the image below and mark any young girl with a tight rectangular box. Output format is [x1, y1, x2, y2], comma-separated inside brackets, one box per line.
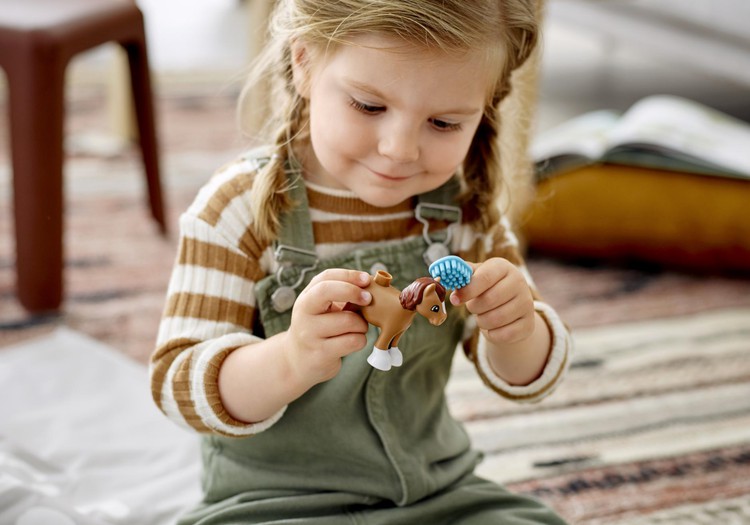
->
[151, 0, 572, 523]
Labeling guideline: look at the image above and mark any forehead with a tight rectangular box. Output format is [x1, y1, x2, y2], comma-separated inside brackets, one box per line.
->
[312, 33, 498, 105]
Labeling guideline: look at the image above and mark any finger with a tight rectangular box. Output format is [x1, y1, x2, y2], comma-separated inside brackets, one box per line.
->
[334, 310, 370, 333]
[308, 268, 371, 288]
[469, 272, 533, 316]
[450, 259, 510, 305]
[464, 282, 515, 316]
[481, 314, 535, 344]
[317, 310, 370, 337]
[299, 280, 372, 314]
[326, 332, 370, 357]
[294, 310, 368, 344]
[476, 301, 525, 330]
[474, 294, 528, 331]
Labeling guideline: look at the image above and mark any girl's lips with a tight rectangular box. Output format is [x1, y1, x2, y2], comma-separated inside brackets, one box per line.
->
[370, 168, 411, 181]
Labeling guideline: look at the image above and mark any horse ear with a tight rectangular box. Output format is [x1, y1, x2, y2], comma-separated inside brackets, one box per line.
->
[425, 283, 436, 296]
[434, 276, 441, 283]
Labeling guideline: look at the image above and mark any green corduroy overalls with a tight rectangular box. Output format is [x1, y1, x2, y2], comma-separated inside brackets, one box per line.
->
[179, 161, 568, 525]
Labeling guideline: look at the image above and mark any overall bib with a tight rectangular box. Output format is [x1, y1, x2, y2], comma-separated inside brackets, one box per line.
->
[180, 165, 567, 525]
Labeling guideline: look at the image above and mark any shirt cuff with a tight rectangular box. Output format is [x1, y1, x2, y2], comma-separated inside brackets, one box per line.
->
[474, 301, 572, 403]
[191, 333, 287, 436]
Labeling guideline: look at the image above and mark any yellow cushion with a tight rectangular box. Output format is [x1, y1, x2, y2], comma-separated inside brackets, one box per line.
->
[520, 164, 750, 271]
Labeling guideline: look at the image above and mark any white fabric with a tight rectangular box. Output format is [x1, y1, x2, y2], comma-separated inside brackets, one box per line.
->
[0, 328, 201, 525]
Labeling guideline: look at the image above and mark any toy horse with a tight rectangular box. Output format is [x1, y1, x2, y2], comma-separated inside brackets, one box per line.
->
[346, 270, 448, 371]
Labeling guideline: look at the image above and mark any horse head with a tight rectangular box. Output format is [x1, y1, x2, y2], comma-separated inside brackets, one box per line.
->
[417, 282, 448, 326]
[400, 277, 448, 327]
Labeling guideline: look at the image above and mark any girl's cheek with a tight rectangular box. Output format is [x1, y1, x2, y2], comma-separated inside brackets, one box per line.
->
[429, 141, 467, 174]
[325, 106, 363, 143]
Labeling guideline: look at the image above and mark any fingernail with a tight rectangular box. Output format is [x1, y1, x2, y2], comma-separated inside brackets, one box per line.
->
[360, 272, 370, 284]
[450, 293, 460, 305]
[361, 291, 371, 303]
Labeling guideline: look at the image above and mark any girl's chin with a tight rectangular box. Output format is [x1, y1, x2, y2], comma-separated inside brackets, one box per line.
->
[356, 188, 411, 208]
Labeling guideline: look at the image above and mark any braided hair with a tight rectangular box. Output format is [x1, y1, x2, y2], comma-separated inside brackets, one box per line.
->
[238, 0, 539, 243]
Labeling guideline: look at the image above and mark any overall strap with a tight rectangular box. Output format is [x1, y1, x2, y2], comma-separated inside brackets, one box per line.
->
[415, 176, 463, 264]
[273, 157, 318, 266]
[416, 176, 462, 222]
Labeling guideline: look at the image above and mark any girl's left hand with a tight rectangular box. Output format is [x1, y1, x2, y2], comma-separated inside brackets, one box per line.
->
[449, 258, 535, 345]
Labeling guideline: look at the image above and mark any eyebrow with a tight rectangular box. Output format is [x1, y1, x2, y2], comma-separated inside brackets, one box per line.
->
[344, 78, 483, 116]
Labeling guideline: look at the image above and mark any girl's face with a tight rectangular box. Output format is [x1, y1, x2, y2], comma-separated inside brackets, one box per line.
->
[292, 34, 494, 208]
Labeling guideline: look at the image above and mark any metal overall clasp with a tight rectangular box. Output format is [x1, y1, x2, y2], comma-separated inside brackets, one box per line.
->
[415, 203, 462, 266]
[270, 244, 319, 313]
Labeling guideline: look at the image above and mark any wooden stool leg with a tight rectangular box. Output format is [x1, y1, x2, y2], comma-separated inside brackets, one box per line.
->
[122, 25, 167, 234]
[9, 46, 66, 312]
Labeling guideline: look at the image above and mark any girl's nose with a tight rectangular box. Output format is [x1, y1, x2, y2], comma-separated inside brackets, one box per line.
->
[377, 119, 420, 163]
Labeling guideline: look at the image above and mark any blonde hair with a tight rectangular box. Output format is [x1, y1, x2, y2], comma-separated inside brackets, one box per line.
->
[240, 0, 539, 243]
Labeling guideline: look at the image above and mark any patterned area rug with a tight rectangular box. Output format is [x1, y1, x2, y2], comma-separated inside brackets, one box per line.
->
[448, 308, 750, 524]
[2, 82, 750, 524]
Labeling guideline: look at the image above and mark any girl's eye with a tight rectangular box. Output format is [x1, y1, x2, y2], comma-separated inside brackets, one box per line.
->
[430, 118, 462, 132]
[349, 98, 384, 115]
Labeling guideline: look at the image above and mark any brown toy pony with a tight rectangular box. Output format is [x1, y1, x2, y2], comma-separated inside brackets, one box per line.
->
[346, 270, 448, 371]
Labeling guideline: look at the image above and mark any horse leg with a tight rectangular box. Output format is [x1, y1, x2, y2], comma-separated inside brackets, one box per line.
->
[367, 347, 391, 371]
[388, 331, 405, 367]
[367, 331, 393, 371]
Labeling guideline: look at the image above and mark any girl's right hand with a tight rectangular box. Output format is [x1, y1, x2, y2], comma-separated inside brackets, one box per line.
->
[283, 269, 372, 387]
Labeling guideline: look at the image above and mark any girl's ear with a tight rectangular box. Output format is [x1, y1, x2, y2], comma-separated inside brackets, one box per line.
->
[290, 39, 312, 98]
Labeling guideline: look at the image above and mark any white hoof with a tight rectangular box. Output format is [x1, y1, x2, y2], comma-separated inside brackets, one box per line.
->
[389, 347, 403, 367]
[367, 348, 392, 371]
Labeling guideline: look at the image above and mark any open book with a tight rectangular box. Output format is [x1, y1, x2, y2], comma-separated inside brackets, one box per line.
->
[531, 95, 750, 181]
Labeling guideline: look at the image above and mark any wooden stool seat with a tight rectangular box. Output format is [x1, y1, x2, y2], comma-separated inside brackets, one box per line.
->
[0, 0, 166, 313]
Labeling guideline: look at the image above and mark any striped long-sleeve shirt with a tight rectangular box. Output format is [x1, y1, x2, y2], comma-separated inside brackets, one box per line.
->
[150, 152, 572, 437]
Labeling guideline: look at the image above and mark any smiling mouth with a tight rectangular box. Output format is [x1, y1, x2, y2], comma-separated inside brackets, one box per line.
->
[370, 169, 412, 181]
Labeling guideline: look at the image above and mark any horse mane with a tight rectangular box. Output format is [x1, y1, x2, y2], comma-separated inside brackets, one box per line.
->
[399, 277, 446, 311]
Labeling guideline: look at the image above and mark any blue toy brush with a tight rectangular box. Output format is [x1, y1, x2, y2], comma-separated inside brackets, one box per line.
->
[429, 255, 473, 290]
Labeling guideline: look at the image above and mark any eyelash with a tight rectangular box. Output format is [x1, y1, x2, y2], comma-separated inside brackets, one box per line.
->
[348, 97, 463, 132]
[429, 118, 462, 132]
[348, 98, 383, 115]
